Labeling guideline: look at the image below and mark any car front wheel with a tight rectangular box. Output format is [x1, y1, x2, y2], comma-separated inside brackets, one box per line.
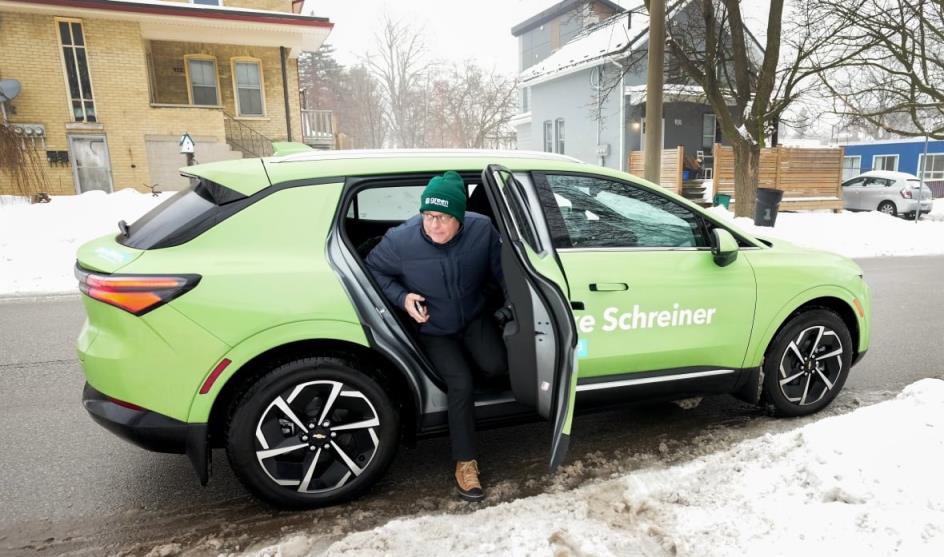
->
[761, 309, 853, 417]
[226, 357, 399, 509]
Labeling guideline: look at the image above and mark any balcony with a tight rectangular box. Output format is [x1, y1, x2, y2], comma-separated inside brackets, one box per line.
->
[301, 109, 336, 149]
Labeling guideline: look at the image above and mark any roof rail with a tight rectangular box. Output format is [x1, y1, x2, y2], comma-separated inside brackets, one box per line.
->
[267, 148, 584, 164]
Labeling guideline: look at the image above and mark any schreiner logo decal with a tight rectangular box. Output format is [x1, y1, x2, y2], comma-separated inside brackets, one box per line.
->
[576, 304, 717, 333]
[425, 197, 450, 208]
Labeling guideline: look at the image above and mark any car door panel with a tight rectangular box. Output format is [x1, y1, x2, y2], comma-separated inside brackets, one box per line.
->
[533, 172, 758, 381]
[561, 249, 756, 378]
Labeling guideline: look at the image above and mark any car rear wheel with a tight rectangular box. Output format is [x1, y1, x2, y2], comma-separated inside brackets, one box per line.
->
[761, 309, 853, 417]
[877, 201, 897, 216]
[226, 357, 399, 509]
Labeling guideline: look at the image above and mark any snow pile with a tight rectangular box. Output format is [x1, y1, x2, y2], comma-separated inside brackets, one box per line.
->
[267, 379, 944, 556]
[707, 204, 944, 258]
[0, 189, 165, 296]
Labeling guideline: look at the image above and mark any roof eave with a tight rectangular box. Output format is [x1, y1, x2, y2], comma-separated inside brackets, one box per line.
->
[0, 0, 332, 29]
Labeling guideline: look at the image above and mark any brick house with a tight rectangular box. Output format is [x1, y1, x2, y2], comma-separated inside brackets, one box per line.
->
[0, 0, 332, 195]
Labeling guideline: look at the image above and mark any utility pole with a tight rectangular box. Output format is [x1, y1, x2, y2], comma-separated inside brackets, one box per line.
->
[644, 0, 665, 184]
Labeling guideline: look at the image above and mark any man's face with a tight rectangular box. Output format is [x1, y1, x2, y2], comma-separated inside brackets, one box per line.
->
[422, 211, 460, 244]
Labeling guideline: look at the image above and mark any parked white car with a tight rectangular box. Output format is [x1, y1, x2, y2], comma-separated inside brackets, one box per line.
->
[842, 170, 934, 217]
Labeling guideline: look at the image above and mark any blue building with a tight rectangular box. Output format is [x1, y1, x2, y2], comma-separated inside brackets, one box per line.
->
[842, 138, 944, 197]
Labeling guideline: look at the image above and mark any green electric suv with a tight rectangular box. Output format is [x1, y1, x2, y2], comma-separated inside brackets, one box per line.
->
[76, 149, 871, 508]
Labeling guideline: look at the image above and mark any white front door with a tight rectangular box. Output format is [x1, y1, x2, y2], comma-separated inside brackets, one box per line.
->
[69, 135, 113, 193]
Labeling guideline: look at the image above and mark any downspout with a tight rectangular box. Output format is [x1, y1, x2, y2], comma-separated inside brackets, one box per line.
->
[280, 46, 293, 141]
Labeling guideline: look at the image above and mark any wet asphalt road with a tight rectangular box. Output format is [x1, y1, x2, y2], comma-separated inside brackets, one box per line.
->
[1, 256, 943, 555]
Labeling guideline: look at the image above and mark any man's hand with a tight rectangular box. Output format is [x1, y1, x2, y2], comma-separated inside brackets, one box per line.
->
[404, 293, 429, 324]
[494, 305, 514, 326]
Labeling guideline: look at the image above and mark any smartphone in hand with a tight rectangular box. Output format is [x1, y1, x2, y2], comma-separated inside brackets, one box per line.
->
[414, 299, 427, 317]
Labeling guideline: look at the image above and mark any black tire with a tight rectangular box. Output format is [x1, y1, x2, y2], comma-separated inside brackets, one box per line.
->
[226, 356, 399, 509]
[877, 201, 897, 216]
[761, 309, 853, 417]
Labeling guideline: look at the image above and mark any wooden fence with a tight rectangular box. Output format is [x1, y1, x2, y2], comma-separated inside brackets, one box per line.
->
[628, 148, 683, 195]
[712, 144, 845, 211]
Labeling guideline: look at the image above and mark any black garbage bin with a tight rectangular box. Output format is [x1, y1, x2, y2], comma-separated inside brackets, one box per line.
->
[754, 188, 784, 227]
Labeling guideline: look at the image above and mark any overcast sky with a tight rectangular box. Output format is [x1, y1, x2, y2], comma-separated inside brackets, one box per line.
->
[303, 1, 772, 77]
[303, 0, 634, 76]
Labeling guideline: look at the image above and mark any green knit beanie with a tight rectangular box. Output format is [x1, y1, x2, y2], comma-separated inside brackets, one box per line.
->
[419, 171, 466, 223]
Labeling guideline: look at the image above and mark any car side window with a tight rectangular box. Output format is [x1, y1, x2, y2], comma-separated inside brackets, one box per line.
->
[843, 178, 865, 188]
[864, 178, 891, 188]
[534, 173, 709, 249]
[353, 186, 425, 220]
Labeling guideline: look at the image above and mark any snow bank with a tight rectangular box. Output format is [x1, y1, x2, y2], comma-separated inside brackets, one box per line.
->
[707, 203, 944, 258]
[266, 379, 944, 556]
[0, 190, 165, 296]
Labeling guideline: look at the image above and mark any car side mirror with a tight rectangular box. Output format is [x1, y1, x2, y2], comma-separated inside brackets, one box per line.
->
[712, 228, 738, 267]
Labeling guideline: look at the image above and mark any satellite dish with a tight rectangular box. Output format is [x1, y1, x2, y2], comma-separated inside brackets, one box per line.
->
[0, 79, 22, 103]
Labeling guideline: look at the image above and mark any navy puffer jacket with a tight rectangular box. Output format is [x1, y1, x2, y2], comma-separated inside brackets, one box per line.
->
[366, 212, 504, 336]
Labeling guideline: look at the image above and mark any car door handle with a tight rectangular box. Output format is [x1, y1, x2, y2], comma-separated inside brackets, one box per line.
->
[589, 283, 629, 292]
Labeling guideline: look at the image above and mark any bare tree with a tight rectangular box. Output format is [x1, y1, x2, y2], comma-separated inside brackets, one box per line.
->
[298, 44, 345, 111]
[816, 0, 944, 140]
[427, 64, 518, 148]
[663, 0, 865, 216]
[340, 65, 388, 149]
[297, 47, 387, 148]
[367, 15, 430, 148]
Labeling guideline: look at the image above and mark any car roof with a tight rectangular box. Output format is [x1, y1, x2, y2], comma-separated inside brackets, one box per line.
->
[268, 148, 584, 165]
[182, 149, 591, 198]
[261, 149, 599, 193]
[856, 170, 919, 181]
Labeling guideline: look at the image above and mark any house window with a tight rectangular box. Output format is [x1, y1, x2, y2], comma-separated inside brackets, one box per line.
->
[186, 57, 219, 106]
[842, 156, 861, 181]
[702, 113, 716, 149]
[233, 59, 265, 116]
[918, 153, 944, 181]
[872, 154, 898, 171]
[543, 120, 553, 152]
[555, 118, 565, 154]
[520, 87, 530, 113]
[57, 20, 96, 123]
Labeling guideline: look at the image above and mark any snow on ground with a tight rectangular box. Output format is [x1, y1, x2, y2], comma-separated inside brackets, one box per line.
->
[255, 379, 944, 557]
[708, 203, 944, 258]
[0, 190, 164, 296]
[2, 190, 944, 296]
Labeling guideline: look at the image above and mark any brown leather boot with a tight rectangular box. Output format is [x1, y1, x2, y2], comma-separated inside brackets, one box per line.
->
[455, 460, 484, 501]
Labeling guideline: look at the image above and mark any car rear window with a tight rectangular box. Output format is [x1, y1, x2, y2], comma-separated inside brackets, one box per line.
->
[118, 179, 247, 250]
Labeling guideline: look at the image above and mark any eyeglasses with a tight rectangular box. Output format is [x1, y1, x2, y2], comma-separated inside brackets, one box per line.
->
[422, 212, 456, 224]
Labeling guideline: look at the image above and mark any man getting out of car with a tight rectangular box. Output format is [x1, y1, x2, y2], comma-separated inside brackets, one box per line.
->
[365, 170, 507, 502]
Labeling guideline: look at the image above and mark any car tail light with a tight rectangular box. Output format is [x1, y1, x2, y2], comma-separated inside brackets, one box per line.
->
[900, 188, 913, 199]
[75, 265, 200, 315]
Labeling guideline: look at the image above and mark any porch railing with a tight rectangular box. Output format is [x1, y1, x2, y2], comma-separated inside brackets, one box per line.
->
[223, 112, 274, 158]
[301, 109, 335, 147]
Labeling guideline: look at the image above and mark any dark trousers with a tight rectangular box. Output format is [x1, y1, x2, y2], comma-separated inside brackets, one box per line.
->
[418, 313, 508, 461]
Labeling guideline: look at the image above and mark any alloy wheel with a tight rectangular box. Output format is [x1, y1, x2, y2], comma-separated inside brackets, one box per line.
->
[253, 380, 381, 493]
[777, 325, 844, 406]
